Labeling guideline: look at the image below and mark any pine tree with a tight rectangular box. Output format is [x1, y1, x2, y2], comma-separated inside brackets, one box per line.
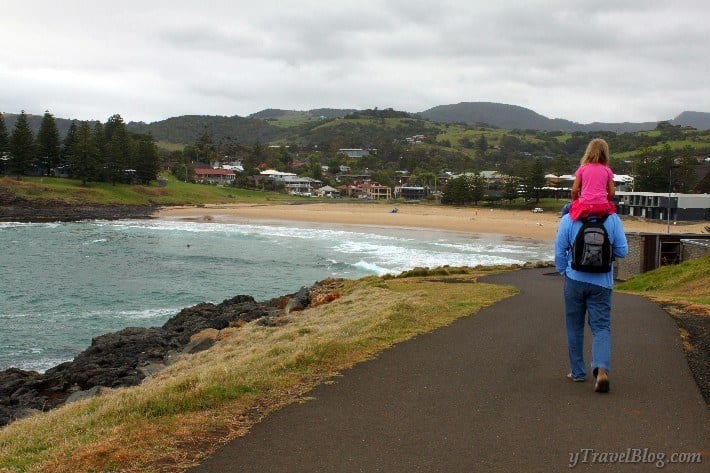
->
[0, 113, 9, 153]
[36, 110, 61, 176]
[93, 122, 108, 181]
[502, 176, 520, 203]
[62, 121, 78, 166]
[135, 136, 159, 184]
[9, 111, 35, 175]
[105, 114, 132, 184]
[469, 172, 486, 205]
[69, 121, 99, 185]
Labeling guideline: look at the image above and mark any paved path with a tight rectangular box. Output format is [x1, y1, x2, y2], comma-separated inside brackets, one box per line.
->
[190, 268, 708, 472]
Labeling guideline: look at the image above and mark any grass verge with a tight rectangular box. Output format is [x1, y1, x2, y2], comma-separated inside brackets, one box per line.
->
[0, 175, 300, 206]
[0, 267, 517, 472]
[616, 254, 710, 312]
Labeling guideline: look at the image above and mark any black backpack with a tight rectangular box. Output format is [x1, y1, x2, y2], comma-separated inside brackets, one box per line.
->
[570, 215, 613, 273]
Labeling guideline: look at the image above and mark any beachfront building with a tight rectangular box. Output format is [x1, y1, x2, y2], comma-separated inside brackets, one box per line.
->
[396, 186, 428, 200]
[315, 185, 339, 198]
[257, 169, 322, 195]
[615, 191, 709, 221]
[337, 181, 392, 200]
[193, 168, 236, 184]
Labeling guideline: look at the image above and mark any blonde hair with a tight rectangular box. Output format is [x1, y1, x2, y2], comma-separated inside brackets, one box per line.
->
[581, 138, 610, 165]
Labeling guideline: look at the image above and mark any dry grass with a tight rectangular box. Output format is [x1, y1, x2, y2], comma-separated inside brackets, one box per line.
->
[0, 269, 516, 473]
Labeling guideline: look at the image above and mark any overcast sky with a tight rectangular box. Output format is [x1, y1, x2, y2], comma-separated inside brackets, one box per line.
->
[1, 0, 708, 124]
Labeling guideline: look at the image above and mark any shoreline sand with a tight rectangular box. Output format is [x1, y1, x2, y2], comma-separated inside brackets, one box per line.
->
[155, 202, 709, 241]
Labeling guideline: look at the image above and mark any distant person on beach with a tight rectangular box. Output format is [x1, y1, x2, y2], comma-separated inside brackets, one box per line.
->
[554, 206, 628, 393]
[565, 138, 616, 220]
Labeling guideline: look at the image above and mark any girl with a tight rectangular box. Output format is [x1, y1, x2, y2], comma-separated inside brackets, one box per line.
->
[568, 138, 616, 221]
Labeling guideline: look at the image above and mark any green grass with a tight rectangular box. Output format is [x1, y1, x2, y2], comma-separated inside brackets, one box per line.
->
[614, 134, 710, 159]
[616, 254, 710, 307]
[0, 268, 517, 472]
[155, 140, 187, 152]
[267, 111, 326, 128]
[0, 174, 300, 206]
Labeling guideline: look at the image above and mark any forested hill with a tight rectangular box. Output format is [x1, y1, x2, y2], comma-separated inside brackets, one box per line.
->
[4, 104, 709, 145]
[248, 108, 357, 120]
[2, 113, 98, 140]
[126, 115, 282, 145]
[419, 102, 659, 133]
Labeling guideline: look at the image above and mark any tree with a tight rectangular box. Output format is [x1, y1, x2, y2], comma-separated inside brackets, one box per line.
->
[0, 113, 9, 153]
[9, 110, 35, 175]
[441, 175, 469, 205]
[105, 114, 132, 184]
[35, 111, 61, 176]
[469, 172, 486, 205]
[502, 176, 520, 203]
[476, 135, 488, 156]
[135, 137, 159, 184]
[308, 153, 322, 180]
[69, 121, 99, 185]
[521, 158, 546, 203]
[61, 121, 78, 167]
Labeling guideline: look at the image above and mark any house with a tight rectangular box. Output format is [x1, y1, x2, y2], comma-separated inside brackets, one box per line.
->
[360, 182, 392, 200]
[281, 175, 322, 195]
[338, 148, 370, 158]
[397, 186, 428, 200]
[193, 168, 236, 184]
[316, 185, 339, 198]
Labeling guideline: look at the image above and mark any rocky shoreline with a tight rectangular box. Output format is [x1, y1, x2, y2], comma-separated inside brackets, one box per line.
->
[0, 196, 158, 222]
[0, 193, 157, 222]
[0, 280, 341, 427]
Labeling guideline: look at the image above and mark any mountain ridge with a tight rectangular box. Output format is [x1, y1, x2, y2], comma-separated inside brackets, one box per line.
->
[2, 103, 708, 145]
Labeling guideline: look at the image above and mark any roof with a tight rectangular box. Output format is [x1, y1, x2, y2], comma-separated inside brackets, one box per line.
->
[194, 168, 235, 175]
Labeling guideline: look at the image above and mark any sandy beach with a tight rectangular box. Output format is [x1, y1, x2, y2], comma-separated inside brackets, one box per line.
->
[156, 202, 709, 241]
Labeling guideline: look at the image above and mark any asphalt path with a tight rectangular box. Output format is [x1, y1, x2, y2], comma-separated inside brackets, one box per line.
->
[190, 268, 708, 472]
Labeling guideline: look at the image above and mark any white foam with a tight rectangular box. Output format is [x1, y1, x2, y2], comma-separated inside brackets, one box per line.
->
[351, 260, 392, 276]
[84, 307, 180, 320]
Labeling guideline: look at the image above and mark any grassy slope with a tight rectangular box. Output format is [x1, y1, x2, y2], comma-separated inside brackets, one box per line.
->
[616, 254, 710, 310]
[0, 175, 298, 206]
[0, 267, 518, 472]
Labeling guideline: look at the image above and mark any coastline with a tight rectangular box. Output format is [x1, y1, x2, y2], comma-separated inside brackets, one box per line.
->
[155, 201, 710, 240]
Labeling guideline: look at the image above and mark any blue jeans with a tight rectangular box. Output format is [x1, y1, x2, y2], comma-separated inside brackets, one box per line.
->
[564, 276, 612, 379]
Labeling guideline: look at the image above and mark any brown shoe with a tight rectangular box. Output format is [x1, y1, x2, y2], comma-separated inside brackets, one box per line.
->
[594, 371, 610, 393]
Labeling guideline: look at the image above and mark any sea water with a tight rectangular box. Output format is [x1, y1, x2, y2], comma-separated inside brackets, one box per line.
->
[0, 218, 553, 372]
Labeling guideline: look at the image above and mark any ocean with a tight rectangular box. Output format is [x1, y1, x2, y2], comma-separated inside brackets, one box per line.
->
[0, 218, 553, 372]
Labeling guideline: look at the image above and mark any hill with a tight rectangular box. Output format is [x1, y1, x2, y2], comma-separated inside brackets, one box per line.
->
[248, 108, 356, 120]
[671, 111, 710, 130]
[126, 115, 282, 146]
[3, 104, 709, 148]
[419, 102, 660, 133]
[1, 113, 97, 140]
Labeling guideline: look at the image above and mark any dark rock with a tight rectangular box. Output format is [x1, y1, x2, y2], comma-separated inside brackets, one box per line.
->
[0, 192, 157, 222]
[0, 279, 342, 428]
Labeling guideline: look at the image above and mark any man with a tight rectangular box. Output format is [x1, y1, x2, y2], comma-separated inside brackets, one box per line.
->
[554, 212, 628, 393]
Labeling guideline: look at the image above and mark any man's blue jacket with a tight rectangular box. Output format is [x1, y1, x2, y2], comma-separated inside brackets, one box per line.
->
[554, 214, 629, 289]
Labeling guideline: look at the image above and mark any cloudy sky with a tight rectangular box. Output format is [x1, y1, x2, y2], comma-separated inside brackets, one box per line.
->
[1, 0, 708, 124]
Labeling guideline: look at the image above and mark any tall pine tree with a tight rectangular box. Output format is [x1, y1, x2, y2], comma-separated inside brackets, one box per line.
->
[0, 113, 9, 153]
[36, 110, 61, 176]
[69, 121, 99, 185]
[62, 121, 79, 168]
[135, 136, 159, 184]
[105, 114, 132, 184]
[9, 111, 35, 175]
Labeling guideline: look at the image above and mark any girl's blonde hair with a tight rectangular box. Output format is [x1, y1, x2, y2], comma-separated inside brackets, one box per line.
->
[581, 138, 610, 165]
